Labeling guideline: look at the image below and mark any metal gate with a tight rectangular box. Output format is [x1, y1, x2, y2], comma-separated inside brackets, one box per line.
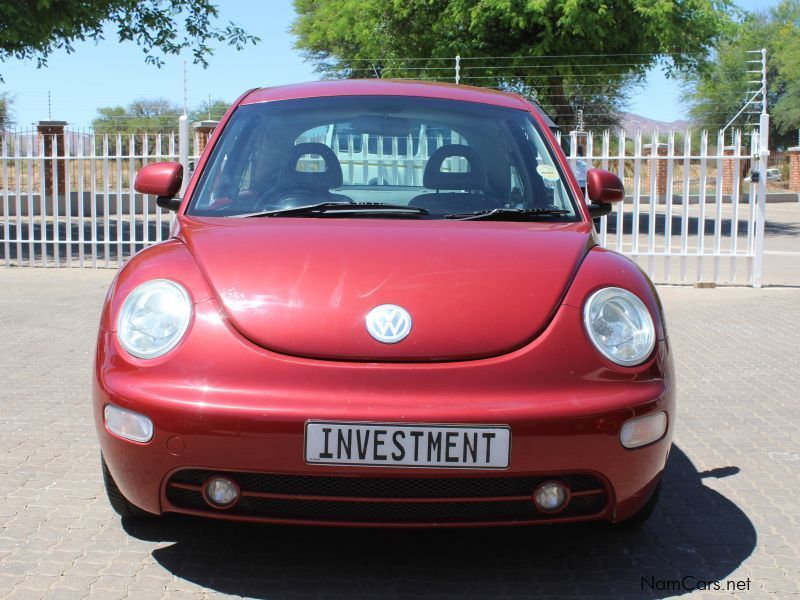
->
[560, 128, 767, 286]
[0, 126, 767, 286]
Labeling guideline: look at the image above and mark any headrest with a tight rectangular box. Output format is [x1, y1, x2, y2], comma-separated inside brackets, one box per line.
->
[423, 144, 486, 191]
[281, 142, 343, 189]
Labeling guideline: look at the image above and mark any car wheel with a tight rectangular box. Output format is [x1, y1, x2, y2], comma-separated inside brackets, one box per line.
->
[101, 455, 156, 519]
[616, 481, 662, 527]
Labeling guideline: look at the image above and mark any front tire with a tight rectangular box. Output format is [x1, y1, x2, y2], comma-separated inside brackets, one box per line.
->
[101, 455, 156, 519]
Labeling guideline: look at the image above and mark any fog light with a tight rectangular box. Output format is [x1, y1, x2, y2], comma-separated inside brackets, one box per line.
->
[104, 404, 153, 443]
[620, 411, 668, 449]
[203, 476, 240, 509]
[533, 481, 570, 513]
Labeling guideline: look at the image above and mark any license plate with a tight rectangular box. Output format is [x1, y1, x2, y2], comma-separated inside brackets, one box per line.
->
[305, 422, 510, 469]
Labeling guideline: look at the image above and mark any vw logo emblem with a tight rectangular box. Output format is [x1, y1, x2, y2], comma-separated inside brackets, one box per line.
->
[365, 304, 412, 344]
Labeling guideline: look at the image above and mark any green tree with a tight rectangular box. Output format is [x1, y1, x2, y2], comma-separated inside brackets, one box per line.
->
[91, 97, 232, 138]
[0, 92, 12, 129]
[190, 98, 230, 123]
[771, 1, 800, 144]
[292, 0, 735, 129]
[684, 0, 800, 148]
[92, 98, 183, 135]
[0, 0, 258, 79]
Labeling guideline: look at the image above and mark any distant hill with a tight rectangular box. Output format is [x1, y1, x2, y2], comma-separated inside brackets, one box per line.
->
[620, 112, 692, 132]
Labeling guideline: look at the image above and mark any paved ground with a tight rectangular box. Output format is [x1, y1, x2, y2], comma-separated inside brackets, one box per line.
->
[761, 201, 800, 286]
[1, 268, 799, 600]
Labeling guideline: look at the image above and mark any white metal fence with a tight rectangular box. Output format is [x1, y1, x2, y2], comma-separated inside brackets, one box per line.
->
[0, 127, 766, 286]
[0, 131, 197, 269]
[559, 128, 765, 286]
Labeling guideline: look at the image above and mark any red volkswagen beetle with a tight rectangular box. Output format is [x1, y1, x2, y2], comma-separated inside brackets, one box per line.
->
[94, 80, 674, 527]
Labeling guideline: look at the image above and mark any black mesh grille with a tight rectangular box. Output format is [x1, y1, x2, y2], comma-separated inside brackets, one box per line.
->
[169, 470, 603, 498]
[166, 470, 607, 524]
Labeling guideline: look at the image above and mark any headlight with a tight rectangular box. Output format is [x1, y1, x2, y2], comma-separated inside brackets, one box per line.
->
[583, 287, 655, 366]
[117, 279, 192, 359]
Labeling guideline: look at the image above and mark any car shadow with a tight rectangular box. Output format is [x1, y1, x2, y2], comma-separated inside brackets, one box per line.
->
[124, 445, 755, 599]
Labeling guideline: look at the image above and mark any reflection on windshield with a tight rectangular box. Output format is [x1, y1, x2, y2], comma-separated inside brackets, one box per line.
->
[189, 96, 579, 221]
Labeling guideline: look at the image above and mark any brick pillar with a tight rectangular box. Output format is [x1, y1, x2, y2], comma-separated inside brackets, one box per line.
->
[789, 147, 800, 193]
[574, 131, 587, 156]
[722, 146, 745, 194]
[37, 120, 67, 197]
[644, 143, 668, 196]
[193, 120, 219, 155]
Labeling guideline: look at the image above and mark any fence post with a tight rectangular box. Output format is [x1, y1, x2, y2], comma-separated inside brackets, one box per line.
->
[752, 47, 769, 288]
[178, 114, 189, 196]
[753, 112, 769, 288]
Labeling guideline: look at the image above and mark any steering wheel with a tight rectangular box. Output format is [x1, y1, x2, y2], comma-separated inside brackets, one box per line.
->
[252, 184, 353, 212]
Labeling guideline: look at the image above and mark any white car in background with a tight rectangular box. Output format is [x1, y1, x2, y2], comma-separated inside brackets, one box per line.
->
[745, 168, 782, 183]
[571, 159, 587, 189]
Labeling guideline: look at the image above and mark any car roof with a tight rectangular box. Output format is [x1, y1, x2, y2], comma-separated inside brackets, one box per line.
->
[240, 79, 532, 112]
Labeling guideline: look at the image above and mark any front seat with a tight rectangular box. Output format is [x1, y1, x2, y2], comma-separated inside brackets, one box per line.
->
[272, 142, 347, 205]
[410, 144, 497, 214]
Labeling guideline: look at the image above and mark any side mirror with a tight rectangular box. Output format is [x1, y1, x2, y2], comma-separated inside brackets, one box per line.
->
[134, 162, 183, 211]
[585, 168, 624, 218]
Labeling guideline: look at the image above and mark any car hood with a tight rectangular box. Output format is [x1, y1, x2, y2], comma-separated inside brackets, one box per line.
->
[179, 216, 593, 361]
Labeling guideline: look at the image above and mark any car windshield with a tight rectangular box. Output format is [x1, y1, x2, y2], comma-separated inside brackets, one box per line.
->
[188, 96, 579, 220]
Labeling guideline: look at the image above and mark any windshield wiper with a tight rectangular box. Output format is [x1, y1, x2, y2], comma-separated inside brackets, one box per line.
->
[236, 202, 428, 218]
[444, 208, 570, 221]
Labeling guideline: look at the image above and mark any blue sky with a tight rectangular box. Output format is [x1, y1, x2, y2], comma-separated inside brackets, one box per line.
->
[0, 0, 780, 129]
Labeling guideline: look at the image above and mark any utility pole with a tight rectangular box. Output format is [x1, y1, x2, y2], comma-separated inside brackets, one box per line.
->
[178, 60, 189, 197]
[182, 61, 189, 116]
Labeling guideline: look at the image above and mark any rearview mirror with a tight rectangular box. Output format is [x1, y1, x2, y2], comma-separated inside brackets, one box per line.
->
[585, 168, 624, 218]
[134, 162, 183, 211]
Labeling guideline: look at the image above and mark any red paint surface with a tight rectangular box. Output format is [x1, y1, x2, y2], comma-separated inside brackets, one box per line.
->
[94, 80, 674, 527]
[134, 162, 183, 197]
[180, 217, 593, 361]
[586, 168, 625, 203]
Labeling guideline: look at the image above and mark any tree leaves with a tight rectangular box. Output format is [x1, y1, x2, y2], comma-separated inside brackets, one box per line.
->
[291, 0, 734, 129]
[684, 0, 800, 148]
[90, 97, 230, 135]
[0, 92, 13, 129]
[0, 0, 259, 79]
[92, 98, 182, 135]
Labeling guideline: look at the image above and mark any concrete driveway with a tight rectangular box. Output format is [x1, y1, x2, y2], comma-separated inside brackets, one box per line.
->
[0, 268, 798, 599]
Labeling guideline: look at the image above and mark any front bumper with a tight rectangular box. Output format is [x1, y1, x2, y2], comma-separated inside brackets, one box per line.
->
[94, 299, 675, 527]
[163, 469, 611, 526]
